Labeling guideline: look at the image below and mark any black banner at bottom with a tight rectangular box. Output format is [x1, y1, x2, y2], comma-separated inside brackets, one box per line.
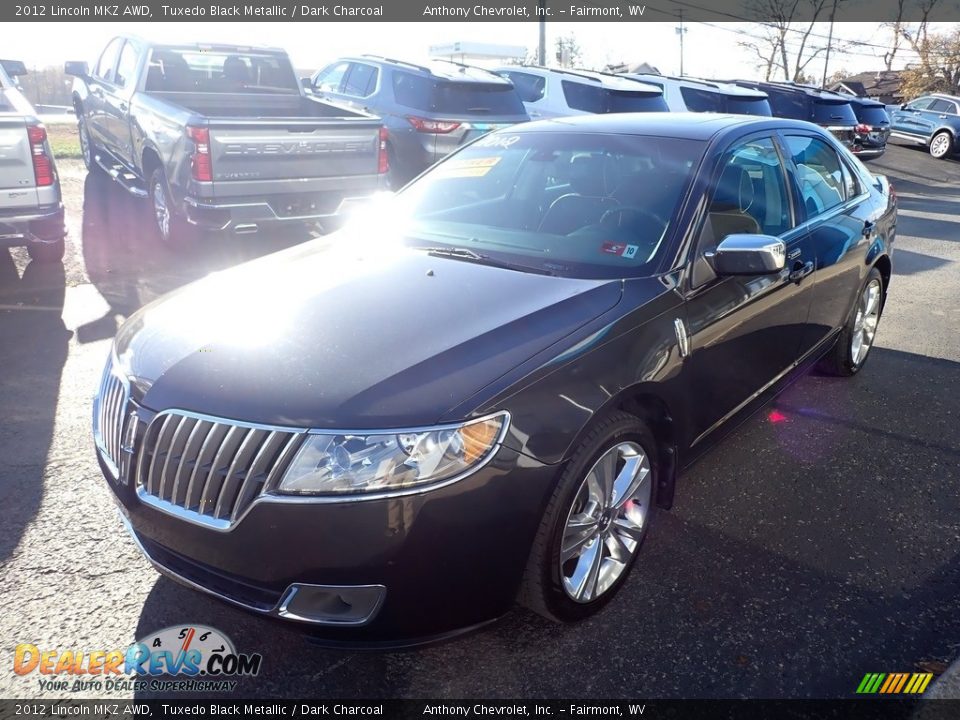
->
[3, 699, 960, 720]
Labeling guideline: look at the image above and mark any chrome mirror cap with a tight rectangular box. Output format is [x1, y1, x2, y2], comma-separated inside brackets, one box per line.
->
[707, 234, 786, 276]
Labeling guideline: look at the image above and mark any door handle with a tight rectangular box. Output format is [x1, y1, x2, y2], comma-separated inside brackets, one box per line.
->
[939, 114, 948, 119]
[788, 260, 814, 283]
[862, 220, 874, 238]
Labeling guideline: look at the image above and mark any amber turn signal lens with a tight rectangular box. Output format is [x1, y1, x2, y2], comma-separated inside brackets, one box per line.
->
[460, 419, 501, 464]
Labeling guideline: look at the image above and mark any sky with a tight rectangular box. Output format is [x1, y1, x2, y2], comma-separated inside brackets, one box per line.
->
[7, 21, 953, 81]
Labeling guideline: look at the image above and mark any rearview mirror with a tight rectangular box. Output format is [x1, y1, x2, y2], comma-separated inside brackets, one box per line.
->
[0, 59, 28, 77]
[707, 234, 786, 275]
[64, 61, 89, 78]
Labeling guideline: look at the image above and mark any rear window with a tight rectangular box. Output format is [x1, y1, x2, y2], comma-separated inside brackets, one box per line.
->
[561, 81, 667, 113]
[726, 96, 772, 116]
[497, 71, 546, 103]
[766, 90, 809, 120]
[679, 86, 723, 113]
[144, 49, 298, 94]
[392, 72, 525, 115]
[854, 105, 890, 126]
[812, 100, 858, 126]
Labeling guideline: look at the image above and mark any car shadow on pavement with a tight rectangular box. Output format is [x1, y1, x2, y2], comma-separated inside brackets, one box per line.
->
[129, 346, 960, 699]
[0, 254, 70, 564]
[77, 171, 306, 344]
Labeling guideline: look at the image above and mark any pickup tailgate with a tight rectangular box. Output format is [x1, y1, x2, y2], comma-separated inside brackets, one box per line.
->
[208, 119, 381, 198]
[0, 116, 37, 209]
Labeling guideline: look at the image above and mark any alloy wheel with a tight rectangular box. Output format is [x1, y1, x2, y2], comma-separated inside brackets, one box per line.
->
[560, 441, 652, 603]
[851, 279, 882, 367]
[931, 133, 951, 158]
[79, 119, 91, 167]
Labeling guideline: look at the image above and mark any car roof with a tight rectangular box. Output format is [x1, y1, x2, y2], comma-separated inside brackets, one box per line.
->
[929, 93, 960, 103]
[832, 93, 887, 108]
[495, 65, 662, 93]
[624, 74, 769, 99]
[732, 80, 856, 104]
[352, 55, 511, 85]
[506, 111, 817, 140]
[120, 35, 286, 53]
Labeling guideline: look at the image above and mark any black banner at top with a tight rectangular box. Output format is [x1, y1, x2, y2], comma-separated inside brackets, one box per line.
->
[6, 0, 960, 22]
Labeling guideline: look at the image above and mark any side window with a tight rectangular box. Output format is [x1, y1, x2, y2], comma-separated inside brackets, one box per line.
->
[500, 71, 545, 103]
[906, 97, 934, 111]
[115, 41, 140, 90]
[840, 159, 861, 199]
[95, 38, 124, 83]
[784, 135, 846, 217]
[707, 136, 793, 240]
[342, 63, 378, 98]
[313, 62, 349, 93]
[927, 99, 952, 113]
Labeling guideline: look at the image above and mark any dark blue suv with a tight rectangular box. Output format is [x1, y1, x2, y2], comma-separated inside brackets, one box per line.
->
[307, 55, 529, 187]
[889, 94, 960, 159]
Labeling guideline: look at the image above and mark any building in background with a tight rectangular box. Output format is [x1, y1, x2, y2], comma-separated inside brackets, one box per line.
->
[830, 70, 905, 105]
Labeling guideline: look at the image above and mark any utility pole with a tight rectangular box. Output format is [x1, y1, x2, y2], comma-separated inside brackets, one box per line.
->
[538, 0, 547, 65]
[821, 0, 838, 87]
[675, 11, 688, 76]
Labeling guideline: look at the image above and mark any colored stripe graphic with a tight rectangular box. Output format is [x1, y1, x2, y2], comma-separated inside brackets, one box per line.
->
[856, 672, 934, 694]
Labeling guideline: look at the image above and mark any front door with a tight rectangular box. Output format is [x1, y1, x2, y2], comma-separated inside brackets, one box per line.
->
[681, 134, 816, 449]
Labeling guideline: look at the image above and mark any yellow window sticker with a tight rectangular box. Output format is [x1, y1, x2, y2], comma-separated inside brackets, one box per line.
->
[436, 157, 501, 178]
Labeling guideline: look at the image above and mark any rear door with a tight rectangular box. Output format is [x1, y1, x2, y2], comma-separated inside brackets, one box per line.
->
[0, 116, 37, 209]
[923, 98, 959, 138]
[781, 132, 876, 351]
[681, 133, 816, 448]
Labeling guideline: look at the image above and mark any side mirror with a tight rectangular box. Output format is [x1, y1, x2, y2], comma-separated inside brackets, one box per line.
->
[301, 77, 314, 91]
[65, 61, 89, 78]
[900, 103, 909, 110]
[706, 234, 786, 275]
[0, 59, 28, 77]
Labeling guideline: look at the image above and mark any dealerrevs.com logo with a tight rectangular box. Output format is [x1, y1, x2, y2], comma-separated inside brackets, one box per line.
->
[14, 625, 263, 693]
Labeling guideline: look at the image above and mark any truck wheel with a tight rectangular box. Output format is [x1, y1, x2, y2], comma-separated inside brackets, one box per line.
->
[27, 238, 65, 263]
[148, 167, 188, 245]
[77, 115, 101, 174]
[929, 131, 953, 159]
[518, 412, 657, 623]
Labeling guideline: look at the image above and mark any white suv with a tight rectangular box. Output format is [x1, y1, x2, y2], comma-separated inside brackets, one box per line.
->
[623, 74, 772, 116]
[493, 66, 666, 119]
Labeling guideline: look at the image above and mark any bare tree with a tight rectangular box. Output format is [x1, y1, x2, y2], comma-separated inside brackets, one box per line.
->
[899, 25, 960, 97]
[738, 0, 838, 82]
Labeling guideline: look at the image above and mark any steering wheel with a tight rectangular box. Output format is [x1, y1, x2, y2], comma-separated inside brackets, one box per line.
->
[599, 206, 667, 238]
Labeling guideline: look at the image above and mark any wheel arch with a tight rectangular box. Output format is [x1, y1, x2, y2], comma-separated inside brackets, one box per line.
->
[141, 146, 163, 180]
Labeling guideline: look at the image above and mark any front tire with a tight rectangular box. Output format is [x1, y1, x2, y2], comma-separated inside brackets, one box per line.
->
[819, 267, 885, 376]
[519, 412, 657, 623]
[929, 131, 953, 159]
[77, 114, 100, 174]
[27, 238, 65, 263]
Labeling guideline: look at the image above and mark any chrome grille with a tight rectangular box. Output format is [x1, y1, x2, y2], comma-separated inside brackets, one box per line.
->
[94, 361, 129, 479]
[137, 412, 303, 529]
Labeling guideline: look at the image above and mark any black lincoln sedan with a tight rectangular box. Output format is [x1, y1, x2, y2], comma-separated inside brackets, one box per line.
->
[94, 114, 896, 645]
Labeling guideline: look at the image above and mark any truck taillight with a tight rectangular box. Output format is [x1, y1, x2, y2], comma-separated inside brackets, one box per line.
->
[378, 127, 389, 175]
[407, 116, 461, 134]
[187, 125, 212, 182]
[27, 124, 54, 187]
[855, 123, 871, 134]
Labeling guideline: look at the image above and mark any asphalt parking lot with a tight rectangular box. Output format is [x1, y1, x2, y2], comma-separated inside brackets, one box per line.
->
[1, 144, 958, 700]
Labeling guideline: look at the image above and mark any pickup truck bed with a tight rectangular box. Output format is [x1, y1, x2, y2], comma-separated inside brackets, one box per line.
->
[68, 39, 386, 242]
[0, 60, 66, 262]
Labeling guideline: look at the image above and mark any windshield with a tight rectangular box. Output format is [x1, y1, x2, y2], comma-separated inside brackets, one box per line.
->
[562, 81, 668, 113]
[352, 132, 704, 279]
[144, 49, 299, 94]
[393, 72, 525, 115]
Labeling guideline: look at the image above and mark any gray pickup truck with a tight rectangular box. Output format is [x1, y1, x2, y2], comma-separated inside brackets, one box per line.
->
[66, 38, 386, 243]
[0, 59, 67, 262]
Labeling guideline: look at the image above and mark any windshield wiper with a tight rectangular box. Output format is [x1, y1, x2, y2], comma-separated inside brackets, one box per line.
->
[415, 246, 556, 276]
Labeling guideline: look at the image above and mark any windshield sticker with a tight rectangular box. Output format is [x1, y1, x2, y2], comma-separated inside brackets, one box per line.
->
[473, 134, 521, 150]
[601, 242, 640, 259]
[436, 157, 501, 178]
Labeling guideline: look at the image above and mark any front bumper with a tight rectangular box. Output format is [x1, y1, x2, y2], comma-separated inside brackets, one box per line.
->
[0, 203, 66, 248]
[99, 435, 556, 645]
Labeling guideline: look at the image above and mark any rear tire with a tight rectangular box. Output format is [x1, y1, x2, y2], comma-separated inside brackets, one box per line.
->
[929, 131, 953, 159]
[148, 166, 189, 245]
[519, 412, 657, 623]
[818, 267, 885, 377]
[27, 238, 65, 263]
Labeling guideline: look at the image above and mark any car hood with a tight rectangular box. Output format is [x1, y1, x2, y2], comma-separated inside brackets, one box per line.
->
[115, 238, 622, 429]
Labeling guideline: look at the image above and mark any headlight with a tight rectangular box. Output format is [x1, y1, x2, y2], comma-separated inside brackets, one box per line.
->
[277, 412, 509, 496]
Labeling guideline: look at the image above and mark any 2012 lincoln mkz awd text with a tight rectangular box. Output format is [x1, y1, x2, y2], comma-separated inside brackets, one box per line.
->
[94, 114, 896, 645]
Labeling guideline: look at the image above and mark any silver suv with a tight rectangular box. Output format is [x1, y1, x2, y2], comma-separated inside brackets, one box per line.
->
[492, 66, 667, 119]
